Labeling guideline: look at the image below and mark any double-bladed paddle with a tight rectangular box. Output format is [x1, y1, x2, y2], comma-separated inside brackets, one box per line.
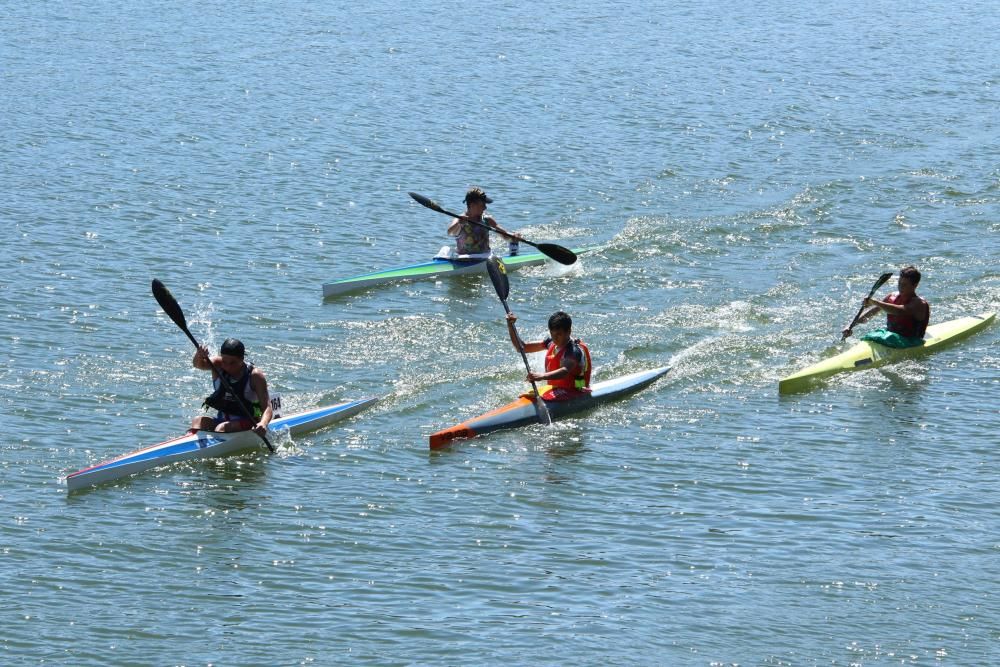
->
[151, 279, 275, 452]
[408, 191, 578, 266]
[485, 257, 553, 426]
[842, 271, 894, 340]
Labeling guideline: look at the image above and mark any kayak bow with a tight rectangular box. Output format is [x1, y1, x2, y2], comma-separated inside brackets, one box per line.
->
[65, 397, 378, 492]
[429, 366, 670, 449]
[779, 313, 995, 394]
[322, 246, 601, 298]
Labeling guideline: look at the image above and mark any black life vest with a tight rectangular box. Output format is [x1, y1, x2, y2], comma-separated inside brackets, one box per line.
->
[202, 363, 262, 419]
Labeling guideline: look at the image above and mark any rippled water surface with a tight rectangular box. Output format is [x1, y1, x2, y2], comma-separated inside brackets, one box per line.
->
[2, 1, 999, 664]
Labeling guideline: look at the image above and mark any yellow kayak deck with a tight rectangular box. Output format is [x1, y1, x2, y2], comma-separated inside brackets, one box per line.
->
[779, 313, 996, 394]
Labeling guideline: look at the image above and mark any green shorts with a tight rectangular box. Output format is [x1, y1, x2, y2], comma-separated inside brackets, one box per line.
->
[861, 328, 925, 349]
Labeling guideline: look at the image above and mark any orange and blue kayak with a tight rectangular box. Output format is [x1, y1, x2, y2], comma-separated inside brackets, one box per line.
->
[65, 397, 378, 492]
[429, 366, 670, 449]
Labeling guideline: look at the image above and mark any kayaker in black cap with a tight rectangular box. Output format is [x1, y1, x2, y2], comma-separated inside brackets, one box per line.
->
[189, 338, 273, 436]
[446, 186, 523, 256]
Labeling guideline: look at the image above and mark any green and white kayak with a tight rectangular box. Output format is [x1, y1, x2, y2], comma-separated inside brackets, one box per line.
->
[779, 313, 996, 394]
[322, 246, 601, 297]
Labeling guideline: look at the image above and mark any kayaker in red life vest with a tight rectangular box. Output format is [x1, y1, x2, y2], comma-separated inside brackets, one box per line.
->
[842, 266, 931, 348]
[447, 187, 523, 256]
[505, 310, 592, 401]
[189, 338, 272, 436]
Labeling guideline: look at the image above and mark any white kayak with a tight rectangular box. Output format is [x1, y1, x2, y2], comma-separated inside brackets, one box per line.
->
[65, 397, 378, 492]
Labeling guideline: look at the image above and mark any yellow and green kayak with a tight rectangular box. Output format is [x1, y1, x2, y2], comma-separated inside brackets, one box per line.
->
[779, 313, 996, 394]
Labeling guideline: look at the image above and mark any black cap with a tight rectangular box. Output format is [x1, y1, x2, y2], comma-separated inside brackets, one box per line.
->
[464, 187, 493, 204]
[220, 338, 245, 358]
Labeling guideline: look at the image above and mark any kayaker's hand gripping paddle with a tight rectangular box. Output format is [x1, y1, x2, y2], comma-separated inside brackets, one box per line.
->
[842, 272, 894, 341]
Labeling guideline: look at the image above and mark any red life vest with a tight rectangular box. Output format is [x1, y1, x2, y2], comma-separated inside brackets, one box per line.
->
[885, 292, 929, 338]
[544, 339, 592, 392]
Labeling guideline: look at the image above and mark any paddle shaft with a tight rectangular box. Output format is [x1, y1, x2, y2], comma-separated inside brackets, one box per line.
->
[498, 298, 553, 426]
[483, 257, 552, 425]
[842, 272, 893, 340]
[152, 280, 274, 452]
[411, 194, 514, 239]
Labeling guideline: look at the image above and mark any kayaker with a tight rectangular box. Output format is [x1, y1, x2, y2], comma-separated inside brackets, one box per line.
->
[505, 310, 592, 400]
[447, 187, 522, 256]
[189, 338, 273, 436]
[842, 266, 931, 348]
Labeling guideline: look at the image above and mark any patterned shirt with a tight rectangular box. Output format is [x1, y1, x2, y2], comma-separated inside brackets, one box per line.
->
[455, 215, 495, 254]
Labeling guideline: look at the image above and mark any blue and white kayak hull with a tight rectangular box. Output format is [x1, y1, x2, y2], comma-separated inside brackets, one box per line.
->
[65, 398, 378, 492]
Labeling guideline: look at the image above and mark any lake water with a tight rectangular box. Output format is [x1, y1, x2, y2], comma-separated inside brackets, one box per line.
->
[2, 1, 999, 664]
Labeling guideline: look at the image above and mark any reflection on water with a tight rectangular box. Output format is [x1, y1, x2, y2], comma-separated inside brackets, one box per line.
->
[542, 427, 586, 485]
[6, 0, 1000, 663]
[199, 452, 270, 489]
[540, 424, 587, 460]
[182, 471, 270, 514]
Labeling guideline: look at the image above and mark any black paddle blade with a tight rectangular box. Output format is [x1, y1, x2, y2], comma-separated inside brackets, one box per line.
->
[409, 191, 451, 216]
[841, 271, 896, 340]
[869, 271, 893, 296]
[152, 279, 190, 333]
[486, 256, 510, 302]
[535, 242, 577, 266]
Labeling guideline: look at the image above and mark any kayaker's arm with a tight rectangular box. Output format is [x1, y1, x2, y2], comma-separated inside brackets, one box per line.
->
[527, 356, 578, 383]
[485, 216, 523, 242]
[193, 345, 219, 374]
[448, 215, 523, 241]
[865, 296, 928, 321]
[864, 296, 903, 314]
[529, 367, 570, 382]
[249, 370, 273, 436]
[842, 306, 880, 338]
[506, 313, 545, 353]
[858, 305, 880, 322]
